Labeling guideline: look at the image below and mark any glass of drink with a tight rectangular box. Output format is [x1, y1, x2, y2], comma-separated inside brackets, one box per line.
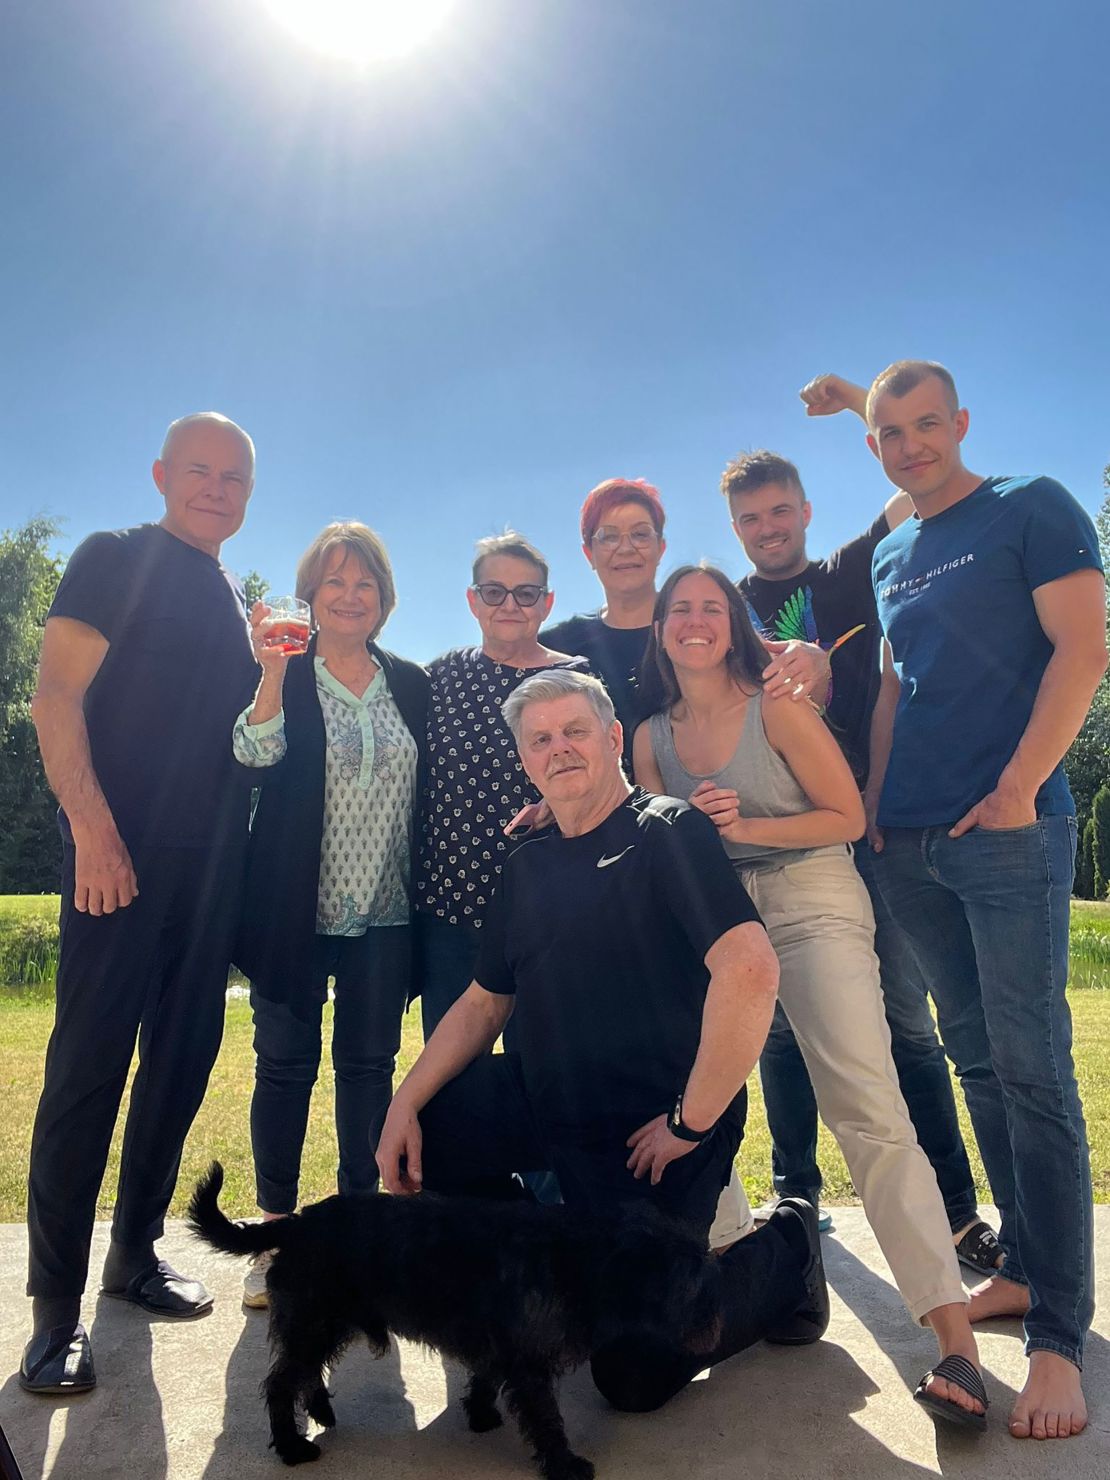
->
[262, 596, 311, 655]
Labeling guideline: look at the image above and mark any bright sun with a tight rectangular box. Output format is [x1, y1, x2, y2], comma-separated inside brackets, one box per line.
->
[261, 0, 454, 63]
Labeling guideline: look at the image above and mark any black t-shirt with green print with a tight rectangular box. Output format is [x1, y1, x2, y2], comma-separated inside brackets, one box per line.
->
[737, 512, 889, 783]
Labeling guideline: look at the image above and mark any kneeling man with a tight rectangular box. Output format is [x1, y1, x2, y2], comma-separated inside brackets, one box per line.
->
[377, 669, 824, 1410]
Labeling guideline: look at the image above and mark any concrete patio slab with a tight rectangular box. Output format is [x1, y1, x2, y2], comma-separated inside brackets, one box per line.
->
[1, 1208, 1107, 1480]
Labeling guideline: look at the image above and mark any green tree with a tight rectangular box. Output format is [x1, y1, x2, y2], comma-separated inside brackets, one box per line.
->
[242, 570, 270, 608]
[0, 518, 65, 892]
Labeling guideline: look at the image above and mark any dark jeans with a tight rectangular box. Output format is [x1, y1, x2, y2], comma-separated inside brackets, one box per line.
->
[415, 913, 481, 1042]
[27, 845, 244, 1297]
[250, 927, 411, 1213]
[757, 840, 978, 1232]
[871, 817, 1092, 1367]
[408, 1053, 806, 1410]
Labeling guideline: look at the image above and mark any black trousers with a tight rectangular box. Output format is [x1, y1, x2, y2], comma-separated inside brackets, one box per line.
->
[413, 1055, 807, 1409]
[27, 844, 244, 1297]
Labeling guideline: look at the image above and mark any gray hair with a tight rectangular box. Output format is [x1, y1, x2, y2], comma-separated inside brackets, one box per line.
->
[160, 411, 256, 469]
[502, 669, 616, 741]
[472, 530, 549, 586]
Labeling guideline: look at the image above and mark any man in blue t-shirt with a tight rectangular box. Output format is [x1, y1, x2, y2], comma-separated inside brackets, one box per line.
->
[21, 414, 259, 1397]
[861, 359, 1106, 1442]
[725, 426, 995, 1273]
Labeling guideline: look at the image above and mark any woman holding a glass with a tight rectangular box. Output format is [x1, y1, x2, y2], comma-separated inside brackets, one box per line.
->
[232, 521, 428, 1307]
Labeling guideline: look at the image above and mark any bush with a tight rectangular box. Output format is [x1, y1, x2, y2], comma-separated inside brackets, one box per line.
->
[1094, 785, 1110, 901]
[1076, 817, 1097, 899]
[0, 913, 59, 986]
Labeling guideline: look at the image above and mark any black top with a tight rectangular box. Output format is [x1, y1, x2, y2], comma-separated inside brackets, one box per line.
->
[541, 613, 661, 769]
[47, 523, 258, 849]
[416, 647, 590, 928]
[738, 512, 889, 780]
[475, 788, 762, 1145]
[235, 636, 429, 1004]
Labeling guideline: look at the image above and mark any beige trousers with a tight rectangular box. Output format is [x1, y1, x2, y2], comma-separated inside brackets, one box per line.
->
[738, 848, 966, 1322]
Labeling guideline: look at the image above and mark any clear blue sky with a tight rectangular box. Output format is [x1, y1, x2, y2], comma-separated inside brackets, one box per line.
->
[4, 0, 1108, 661]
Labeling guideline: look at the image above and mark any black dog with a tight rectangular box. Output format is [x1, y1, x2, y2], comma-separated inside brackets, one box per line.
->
[188, 1163, 724, 1480]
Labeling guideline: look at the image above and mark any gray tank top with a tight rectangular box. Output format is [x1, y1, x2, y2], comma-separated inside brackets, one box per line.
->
[648, 692, 842, 872]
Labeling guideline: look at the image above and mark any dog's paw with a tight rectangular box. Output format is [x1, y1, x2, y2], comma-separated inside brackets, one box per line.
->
[465, 1403, 503, 1433]
[276, 1436, 321, 1466]
[542, 1454, 594, 1480]
[307, 1389, 336, 1428]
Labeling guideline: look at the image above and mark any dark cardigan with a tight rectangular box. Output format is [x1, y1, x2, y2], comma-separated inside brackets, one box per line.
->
[234, 635, 429, 1003]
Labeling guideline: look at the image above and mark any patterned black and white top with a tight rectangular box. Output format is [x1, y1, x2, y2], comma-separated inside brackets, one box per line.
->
[417, 646, 590, 928]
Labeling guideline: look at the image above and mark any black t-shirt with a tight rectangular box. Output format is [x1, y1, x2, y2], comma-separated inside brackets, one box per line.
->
[540, 613, 658, 767]
[47, 523, 258, 849]
[475, 787, 762, 1146]
[738, 513, 889, 780]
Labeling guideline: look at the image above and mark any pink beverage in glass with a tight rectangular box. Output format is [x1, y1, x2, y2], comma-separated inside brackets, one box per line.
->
[263, 597, 311, 655]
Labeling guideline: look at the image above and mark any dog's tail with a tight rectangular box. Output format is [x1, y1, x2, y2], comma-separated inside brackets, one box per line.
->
[187, 1162, 297, 1258]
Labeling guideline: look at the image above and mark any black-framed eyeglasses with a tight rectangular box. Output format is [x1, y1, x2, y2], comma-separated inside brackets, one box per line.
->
[471, 582, 548, 608]
[591, 523, 659, 551]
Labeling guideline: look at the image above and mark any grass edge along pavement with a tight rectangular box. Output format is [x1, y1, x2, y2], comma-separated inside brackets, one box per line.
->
[0, 896, 1108, 1221]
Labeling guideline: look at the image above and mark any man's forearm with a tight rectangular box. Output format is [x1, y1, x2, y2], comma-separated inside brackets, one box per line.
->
[680, 929, 778, 1132]
[395, 985, 512, 1113]
[31, 689, 117, 839]
[997, 645, 1108, 803]
[865, 671, 899, 813]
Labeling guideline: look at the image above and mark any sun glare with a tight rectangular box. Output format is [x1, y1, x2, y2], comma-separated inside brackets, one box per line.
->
[261, 0, 455, 64]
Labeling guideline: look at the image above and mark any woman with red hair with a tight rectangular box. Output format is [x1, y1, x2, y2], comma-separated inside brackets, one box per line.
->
[542, 477, 667, 764]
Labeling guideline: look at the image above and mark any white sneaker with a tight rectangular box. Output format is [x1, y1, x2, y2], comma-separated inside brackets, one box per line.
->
[242, 1249, 274, 1309]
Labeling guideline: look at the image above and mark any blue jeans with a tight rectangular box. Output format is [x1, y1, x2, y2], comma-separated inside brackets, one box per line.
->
[871, 815, 1091, 1367]
[758, 841, 978, 1232]
[250, 928, 411, 1214]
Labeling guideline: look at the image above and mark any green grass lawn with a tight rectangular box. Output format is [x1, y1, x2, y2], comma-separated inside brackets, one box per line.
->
[0, 896, 1108, 1221]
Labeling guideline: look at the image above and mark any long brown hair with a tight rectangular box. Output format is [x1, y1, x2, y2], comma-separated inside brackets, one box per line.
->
[641, 563, 768, 712]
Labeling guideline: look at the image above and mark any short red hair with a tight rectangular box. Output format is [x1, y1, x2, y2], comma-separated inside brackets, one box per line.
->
[579, 478, 666, 545]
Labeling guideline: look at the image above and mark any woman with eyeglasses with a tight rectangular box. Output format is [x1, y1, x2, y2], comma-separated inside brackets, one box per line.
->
[232, 522, 428, 1307]
[415, 531, 587, 1038]
[632, 563, 989, 1428]
[542, 478, 667, 765]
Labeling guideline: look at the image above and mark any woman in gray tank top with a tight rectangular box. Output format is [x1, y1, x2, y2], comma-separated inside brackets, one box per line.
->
[632, 565, 988, 1429]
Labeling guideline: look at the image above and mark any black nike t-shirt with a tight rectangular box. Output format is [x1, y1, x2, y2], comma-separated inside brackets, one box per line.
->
[47, 523, 258, 849]
[475, 788, 762, 1145]
[738, 513, 889, 780]
[541, 613, 661, 768]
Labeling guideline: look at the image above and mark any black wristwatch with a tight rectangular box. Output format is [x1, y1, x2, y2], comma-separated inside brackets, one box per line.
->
[669, 1093, 713, 1144]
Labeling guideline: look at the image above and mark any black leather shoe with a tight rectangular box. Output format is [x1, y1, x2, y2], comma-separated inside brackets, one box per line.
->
[764, 1197, 830, 1345]
[101, 1260, 213, 1318]
[20, 1324, 96, 1395]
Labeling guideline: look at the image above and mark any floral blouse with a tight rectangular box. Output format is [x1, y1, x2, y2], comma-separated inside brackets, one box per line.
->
[234, 659, 418, 935]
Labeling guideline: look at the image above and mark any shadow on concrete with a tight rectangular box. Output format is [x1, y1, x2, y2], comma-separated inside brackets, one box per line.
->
[824, 1236, 1110, 1474]
[0, 1296, 169, 1480]
[198, 1312, 420, 1480]
[573, 1338, 942, 1480]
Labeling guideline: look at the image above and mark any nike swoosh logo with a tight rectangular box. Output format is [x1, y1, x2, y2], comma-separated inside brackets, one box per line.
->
[597, 846, 634, 869]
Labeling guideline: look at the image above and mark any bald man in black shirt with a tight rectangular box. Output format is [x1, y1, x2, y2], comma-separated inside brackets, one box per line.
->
[21, 414, 259, 1396]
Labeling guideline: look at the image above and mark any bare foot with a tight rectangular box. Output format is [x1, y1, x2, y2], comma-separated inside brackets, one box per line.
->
[967, 1275, 1029, 1323]
[1010, 1351, 1087, 1439]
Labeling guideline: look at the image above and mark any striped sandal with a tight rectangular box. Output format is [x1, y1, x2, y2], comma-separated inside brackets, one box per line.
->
[914, 1353, 989, 1432]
